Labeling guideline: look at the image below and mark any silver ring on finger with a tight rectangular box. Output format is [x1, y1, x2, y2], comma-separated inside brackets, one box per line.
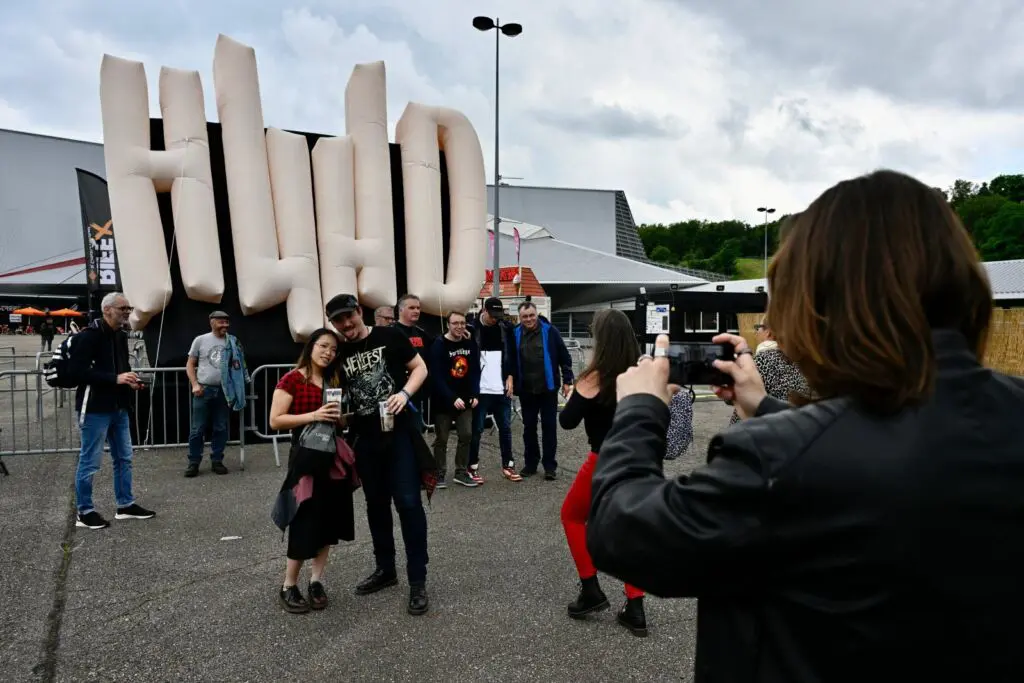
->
[638, 354, 653, 364]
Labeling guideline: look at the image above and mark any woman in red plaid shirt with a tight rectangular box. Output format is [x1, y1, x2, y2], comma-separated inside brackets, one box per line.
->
[269, 328, 353, 614]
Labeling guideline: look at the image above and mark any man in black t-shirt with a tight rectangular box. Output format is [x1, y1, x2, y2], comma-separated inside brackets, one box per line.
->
[327, 293, 433, 616]
[428, 310, 480, 489]
[392, 294, 434, 431]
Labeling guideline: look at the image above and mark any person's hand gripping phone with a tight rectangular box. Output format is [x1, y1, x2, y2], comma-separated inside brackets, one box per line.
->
[710, 333, 768, 420]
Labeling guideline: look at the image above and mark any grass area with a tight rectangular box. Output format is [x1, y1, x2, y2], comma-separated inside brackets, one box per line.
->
[734, 257, 766, 280]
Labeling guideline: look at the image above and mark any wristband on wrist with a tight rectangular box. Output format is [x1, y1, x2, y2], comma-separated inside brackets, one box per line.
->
[400, 389, 411, 402]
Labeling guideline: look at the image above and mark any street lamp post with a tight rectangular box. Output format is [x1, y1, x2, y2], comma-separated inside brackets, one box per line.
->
[474, 16, 522, 297]
[757, 206, 776, 279]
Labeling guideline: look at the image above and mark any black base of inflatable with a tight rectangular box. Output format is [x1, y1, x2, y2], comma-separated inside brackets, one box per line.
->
[143, 119, 452, 369]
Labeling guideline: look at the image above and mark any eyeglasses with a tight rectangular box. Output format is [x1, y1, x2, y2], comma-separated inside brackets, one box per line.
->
[314, 342, 337, 353]
[449, 321, 467, 327]
[377, 316, 394, 323]
[753, 324, 765, 331]
[117, 306, 134, 313]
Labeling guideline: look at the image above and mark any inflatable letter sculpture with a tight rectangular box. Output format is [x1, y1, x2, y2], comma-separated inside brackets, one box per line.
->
[100, 33, 487, 341]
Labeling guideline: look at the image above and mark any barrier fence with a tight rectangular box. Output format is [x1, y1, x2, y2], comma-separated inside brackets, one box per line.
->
[0, 341, 591, 466]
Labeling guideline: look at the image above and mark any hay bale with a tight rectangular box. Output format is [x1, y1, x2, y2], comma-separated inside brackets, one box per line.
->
[984, 308, 1024, 376]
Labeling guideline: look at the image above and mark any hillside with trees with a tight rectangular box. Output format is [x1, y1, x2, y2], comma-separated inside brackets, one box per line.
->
[638, 173, 1024, 279]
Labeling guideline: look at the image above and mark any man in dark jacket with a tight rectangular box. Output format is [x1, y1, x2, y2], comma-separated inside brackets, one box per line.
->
[39, 316, 56, 352]
[70, 292, 155, 530]
[509, 301, 573, 479]
[428, 310, 480, 488]
[588, 333, 1024, 683]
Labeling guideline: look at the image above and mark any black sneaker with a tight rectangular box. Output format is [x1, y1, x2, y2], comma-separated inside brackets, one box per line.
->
[544, 470, 558, 481]
[211, 461, 228, 475]
[308, 581, 328, 610]
[435, 472, 447, 489]
[355, 568, 398, 596]
[76, 511, 110, 530]
[184, 462, 199, 478]
[408, 582, 429, 616]
[115, 504, 156, 520]
[452, 470, 479, 487]
[279, 585, 310, 614]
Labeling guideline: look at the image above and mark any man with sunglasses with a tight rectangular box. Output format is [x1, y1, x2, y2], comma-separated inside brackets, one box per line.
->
[70, 292, 155, 530]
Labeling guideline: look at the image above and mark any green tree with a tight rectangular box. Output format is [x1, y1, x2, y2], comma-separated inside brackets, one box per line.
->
[989, 174, 1024, 203]
[974, 202, 1024, 260]
[649, 244, 676, 264]
[948, 179, 977, 207]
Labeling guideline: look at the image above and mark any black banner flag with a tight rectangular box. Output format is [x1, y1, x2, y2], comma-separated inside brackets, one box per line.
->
[76, 168, 121, 293]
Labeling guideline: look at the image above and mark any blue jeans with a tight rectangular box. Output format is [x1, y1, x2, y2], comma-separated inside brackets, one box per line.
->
[75, 410, 135, 515]
[355, 425, 429, 584]
[469, 393, 513, 468]
[188, 385, 229, 463]
[520, 391, 559, 473]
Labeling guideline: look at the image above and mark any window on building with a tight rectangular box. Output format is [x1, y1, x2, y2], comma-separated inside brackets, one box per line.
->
[551, 312, 571, 337]
[569, 312, 595, 339]
[684, 311, 719, 333]
[721, 312, 739, 333]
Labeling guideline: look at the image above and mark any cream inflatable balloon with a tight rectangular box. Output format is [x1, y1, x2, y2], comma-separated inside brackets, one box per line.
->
[396, 102, 487, 316]
[99, 34, 487, 341]
[99, 56, 223, 330]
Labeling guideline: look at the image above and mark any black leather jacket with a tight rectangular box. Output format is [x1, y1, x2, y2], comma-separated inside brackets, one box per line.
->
[588, 330, 1024, 683]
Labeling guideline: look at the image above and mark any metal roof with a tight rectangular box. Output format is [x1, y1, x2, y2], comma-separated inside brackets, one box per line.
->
[685, 264, 1024, 301]
[492, 228, 706, 286]
[983, 260, 1024, 301]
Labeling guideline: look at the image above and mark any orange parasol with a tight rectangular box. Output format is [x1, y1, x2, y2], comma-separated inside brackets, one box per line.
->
[12, 307, 46, 316]
[50, 308, 84, 317]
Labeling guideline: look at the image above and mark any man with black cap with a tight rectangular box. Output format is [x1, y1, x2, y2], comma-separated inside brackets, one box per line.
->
[184, 310, 234, 477]
[325, 293, 434, 616]
[467, 296, 520, 483]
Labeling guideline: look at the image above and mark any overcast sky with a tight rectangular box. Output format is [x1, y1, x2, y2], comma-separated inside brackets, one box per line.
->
[1, 0, 1022, 225]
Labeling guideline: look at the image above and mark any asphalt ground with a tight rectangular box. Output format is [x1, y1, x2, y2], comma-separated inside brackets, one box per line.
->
[0, 331, 735, 682]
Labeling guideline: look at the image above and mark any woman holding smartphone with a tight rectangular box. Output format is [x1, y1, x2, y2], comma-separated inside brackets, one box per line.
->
[269, 328, 353, 614]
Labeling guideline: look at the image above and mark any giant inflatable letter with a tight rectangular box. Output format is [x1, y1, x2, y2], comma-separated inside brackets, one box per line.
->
[396, 103, 487, 316]
[213, 34, 323, 340]
[100, 56, 222, 329]
[315, 61, 399, 313]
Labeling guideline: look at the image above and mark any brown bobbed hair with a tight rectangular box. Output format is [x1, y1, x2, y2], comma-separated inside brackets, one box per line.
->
[767, 169, 992, 415]
[579, 308, 641, 404]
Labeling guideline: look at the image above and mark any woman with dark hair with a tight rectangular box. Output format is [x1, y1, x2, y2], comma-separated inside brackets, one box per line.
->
[269, 328, 354, 614]
[588, 170, 1024, 681]
[558, 308, 649, 636]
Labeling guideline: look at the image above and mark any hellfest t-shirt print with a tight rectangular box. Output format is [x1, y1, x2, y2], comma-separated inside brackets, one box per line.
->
[337, 326, 417, 424]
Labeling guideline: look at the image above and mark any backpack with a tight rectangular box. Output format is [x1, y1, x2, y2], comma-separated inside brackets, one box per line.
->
[43, 332, 88, 389]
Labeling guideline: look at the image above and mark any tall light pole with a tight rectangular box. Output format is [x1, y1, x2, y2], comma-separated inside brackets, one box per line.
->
[474, 15, 523, 297]
[757, 206, 776, 279]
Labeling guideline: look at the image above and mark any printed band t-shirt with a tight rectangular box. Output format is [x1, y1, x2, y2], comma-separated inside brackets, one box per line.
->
[337, 326, 417, 427]
[393, 322, 434, 401]
[189, 332, 227, 386]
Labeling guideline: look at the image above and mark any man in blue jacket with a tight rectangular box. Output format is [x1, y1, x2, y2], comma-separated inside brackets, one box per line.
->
[510, 301, 573, 480]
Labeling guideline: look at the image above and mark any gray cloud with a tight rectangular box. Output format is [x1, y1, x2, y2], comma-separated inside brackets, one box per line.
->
[532, 101, 687, 139]
[670, 0, 1024, 109]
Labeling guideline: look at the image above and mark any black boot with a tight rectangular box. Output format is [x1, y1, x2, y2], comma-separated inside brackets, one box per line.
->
[408, 582, 429, 616]
[567, 576, 610, 619]
[617, 596, 648, 637]
[355, 568, 398, 596]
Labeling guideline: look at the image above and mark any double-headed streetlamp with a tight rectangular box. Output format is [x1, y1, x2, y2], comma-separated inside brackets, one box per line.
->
[757, 206, 776, 279]
[474, 16, 523, 297]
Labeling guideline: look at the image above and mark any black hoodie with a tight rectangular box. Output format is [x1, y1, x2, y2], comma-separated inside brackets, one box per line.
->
[70, 319, 134, 414]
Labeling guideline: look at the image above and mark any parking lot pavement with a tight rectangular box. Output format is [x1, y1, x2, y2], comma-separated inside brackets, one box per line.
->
[1, 391, 734, 683]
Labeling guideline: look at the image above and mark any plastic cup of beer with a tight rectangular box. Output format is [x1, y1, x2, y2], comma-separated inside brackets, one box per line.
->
[379, 401, 394, 432]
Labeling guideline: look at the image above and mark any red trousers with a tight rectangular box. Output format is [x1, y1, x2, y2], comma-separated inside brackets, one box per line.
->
[561, 452, 644, 600]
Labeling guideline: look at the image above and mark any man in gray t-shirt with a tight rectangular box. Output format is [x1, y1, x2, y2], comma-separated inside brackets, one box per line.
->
[184, 311, 232, 477]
